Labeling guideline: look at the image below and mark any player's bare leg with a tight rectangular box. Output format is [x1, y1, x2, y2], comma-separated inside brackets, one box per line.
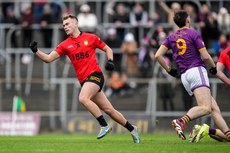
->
[172, 87, 212, 140]
[187, 87, 212, 119]
[210, 97, 230, 141]
[79, 82, 112, 139]
[79, 82, 104, 118]
[93, 91, 140, 143]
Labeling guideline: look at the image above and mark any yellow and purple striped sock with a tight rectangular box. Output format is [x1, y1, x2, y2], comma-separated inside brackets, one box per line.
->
[224, 130, 230, 139]
[178, 115, 191, 124]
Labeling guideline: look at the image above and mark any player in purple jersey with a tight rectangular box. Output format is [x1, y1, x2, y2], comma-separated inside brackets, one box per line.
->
[155, 10, 230, 142]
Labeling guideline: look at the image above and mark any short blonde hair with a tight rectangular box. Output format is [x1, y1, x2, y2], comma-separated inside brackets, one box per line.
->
[62, 14, 78, 21]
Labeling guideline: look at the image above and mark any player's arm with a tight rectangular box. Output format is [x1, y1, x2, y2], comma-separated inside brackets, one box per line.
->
[199, 49, 216, 68]
[102, 45, 113, 61]
[199, 49, 217, 75]
[29, 41, 60, 63]
[155, 45, 179, 77]
[155, 45, 171, 72]
[102, 45, 115, 71]
[35, 50, 60, 63]
[216, 62, 230, 86]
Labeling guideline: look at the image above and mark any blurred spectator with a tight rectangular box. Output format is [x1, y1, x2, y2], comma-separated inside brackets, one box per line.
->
[112, 3, 129, 24]
[217, 7, 230, 37]
[111, 3, 130, 39]
[120, 32, 138, 77]
[50, 1, 65, 23]
[20, 3, 34, 47]
[212, 34, 230, 55]
[183, 3, 197, 23]
[2, 6, 19, 48]
[196, 3, 210, 47]
[129, 2, 148, 42]
[205, 12, 220, 48]
[181, 84, 193, 111]
[157, 0, 181, 25]
[150, 25, 167, 49]
[105, 71, 131, 97]
[77, 4, 98, 33]
[129, 2, 148, 27]
[137, 37, 154, 78]
[147, 10, 162, 27]
[158, 56, 176, 111]
[33, 0, 48, 23]
[40, 4, 53, 48]
[104, 28, 123, 71]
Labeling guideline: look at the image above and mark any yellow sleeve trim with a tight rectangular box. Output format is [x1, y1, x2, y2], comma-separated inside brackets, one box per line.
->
[162, 45, 168, 50]
[199, 47, 206, 52]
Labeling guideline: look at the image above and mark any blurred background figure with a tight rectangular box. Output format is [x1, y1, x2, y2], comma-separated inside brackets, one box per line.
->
[33, 0, 47, 23]
[121, 32, 138, 77]
[212, 34, 230, 56]
[111, 3, 129, 40]
[104, 28, 122, 71]
[204, 11, 220, 49]
[40, 4, 53, 48]
[129, 2, 148, 42]
[20, 3, 34, 48]
[158, 56, 176, 111]
[20, 3, 34, 64]
[147, 10, 162, 28]
[157, 0, 181, 25]
[217, 7, 230, 38]
[129, 2, 148, 27]
[196, 3, 210, 47]
[137, 37, 154, 78]
[77, 4, 98, 33]
[105, 71, 131, 97]
[150, 25, 167, 50]
[2, 5, 19, 48]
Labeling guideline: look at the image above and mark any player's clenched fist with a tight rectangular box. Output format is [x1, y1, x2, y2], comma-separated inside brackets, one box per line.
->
[29, 41, 38, 53]
[167, 67, 180, 78]
[209, 67, 217, 75]
[105, 59, 115, 71]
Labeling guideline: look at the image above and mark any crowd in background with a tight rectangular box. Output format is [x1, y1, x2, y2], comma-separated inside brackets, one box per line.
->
[0, 0, 230, 110]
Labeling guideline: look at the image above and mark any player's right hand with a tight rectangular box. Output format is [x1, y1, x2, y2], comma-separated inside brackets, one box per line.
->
[29, 41, 38, 53]
[168, 67, 180, 78]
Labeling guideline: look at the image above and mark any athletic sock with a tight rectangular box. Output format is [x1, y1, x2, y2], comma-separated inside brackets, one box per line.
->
[124, 121, 134, 132]
[178, 114, 191, 124]
[224, 130, 230, 139]
[209, 128, 224, 142]
[96, 115, 108, 127]
[209, 128, 217, 135]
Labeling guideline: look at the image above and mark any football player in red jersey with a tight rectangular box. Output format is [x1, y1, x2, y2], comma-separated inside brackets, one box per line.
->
[216, 45, 230, 85]
[29, 14, 140, 143]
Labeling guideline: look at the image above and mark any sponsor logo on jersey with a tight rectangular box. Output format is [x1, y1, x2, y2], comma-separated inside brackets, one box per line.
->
[84, 41, 88, 45]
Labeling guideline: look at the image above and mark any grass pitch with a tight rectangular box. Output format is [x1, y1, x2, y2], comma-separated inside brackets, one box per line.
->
[0, 133, 228, 153]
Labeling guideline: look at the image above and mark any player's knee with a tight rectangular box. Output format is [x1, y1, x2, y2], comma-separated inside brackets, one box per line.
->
[202, 106, 211, 115]
[103, 107, 114, 115]
[79, 95, 88, 105]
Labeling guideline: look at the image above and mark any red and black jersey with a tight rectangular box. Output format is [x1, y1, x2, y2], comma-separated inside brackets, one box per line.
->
[55, 32, 106, 83]
[218, 46, 230, 72]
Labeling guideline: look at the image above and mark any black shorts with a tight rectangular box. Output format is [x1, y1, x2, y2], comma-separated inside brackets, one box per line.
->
[81, 72, 104, 92]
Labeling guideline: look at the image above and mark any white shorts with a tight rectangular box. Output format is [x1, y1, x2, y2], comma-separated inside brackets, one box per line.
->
[181, 66, 210, 96]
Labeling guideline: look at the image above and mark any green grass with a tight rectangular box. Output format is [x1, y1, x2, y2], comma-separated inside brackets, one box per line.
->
[0, 133, 228, 153]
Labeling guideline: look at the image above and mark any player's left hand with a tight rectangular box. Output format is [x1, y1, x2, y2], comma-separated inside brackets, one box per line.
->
[105, 59, 115, 71]
[209, 67, 217, 75]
